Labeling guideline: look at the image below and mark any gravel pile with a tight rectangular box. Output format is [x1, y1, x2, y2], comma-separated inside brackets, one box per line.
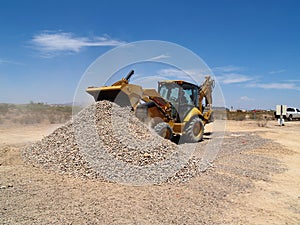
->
[22, 101, 197, 184]
[22, 121, 97, 179]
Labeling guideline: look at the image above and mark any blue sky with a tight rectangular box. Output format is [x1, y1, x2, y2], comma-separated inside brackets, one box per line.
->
[0, 0, 299, 109]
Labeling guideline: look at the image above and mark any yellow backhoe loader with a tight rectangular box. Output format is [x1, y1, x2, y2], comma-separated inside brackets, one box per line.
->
[86, 70, 214, 142]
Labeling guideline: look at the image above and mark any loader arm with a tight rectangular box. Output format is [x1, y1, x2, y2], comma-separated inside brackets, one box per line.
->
[198, 76, 215, 122]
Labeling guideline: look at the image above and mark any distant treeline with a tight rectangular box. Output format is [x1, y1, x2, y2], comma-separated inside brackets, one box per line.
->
[213, 109, 275, 121]
[0, 102, 277, 125]
[0, 102, 73, 125]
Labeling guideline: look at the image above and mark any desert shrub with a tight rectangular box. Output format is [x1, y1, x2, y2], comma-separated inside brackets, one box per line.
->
[26, 102, 49, 112]
[48, 114, 57, 124]
[228, 112, 246, 121]
[4, 114, 12, 121]
[0, 104, 9, 115]
[46, 112, 71, 124]
[236, 114, 246, 121]
[227, 110, 275, 121]
[63, 113, 71, 122]
[257, 119, 268, 127]
[257, 115, 269, 127]
[12, 118, 19, 124]
[19, 115, 35, 124]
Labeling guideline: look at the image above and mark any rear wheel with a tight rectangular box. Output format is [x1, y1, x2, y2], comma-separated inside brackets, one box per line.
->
[185, 117, 204, 142]
[288, 115, 293, 121]
[154, 122, 173, 140]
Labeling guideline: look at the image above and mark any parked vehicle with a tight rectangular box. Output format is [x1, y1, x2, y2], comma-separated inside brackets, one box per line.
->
[286, 107, 300, 121]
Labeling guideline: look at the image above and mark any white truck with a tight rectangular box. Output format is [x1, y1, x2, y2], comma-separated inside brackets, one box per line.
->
[286, 107, 300, 121]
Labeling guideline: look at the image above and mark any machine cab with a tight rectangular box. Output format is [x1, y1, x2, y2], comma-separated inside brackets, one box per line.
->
[158, 80, 199, 122]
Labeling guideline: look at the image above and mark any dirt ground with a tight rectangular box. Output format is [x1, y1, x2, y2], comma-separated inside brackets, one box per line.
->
[0, 120, 299, 224]
[222, 121, 300, 224]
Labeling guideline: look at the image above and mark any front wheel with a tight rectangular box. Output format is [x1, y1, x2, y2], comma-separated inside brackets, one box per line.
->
[288, 115, 293, 121]
[154, 122, 173, 140]
[184, 117, 204, 143]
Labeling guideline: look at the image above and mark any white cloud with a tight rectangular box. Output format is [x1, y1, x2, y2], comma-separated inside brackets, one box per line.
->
[240, 96, 254, 101]
[158, 68, 187, 77]
[0, 58, 23, 65]
[31, 31, 125, 57]
[285, 79, 300, 83]
[0, 59, 10, 64]
[213, 65, 244, 73]
[269, 69, 286, 74]
[213, 65, 254, 84]
[249, 82, 300, 90]
[156, 68, 201, 83]
[216, 73, 253, 84]
[148, 54, 170, 60]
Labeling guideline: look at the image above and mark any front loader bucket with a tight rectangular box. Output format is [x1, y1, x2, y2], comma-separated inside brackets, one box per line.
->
[86, 84, 143, 107]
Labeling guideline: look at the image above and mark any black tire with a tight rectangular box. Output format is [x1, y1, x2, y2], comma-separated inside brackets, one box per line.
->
[154, 122, 173, 140]
[184, 117, 204, 143]
[288, 115, 293, 121]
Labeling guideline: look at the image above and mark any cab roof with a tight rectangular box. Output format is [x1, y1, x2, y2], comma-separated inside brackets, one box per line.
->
[158, 80, 199, 88]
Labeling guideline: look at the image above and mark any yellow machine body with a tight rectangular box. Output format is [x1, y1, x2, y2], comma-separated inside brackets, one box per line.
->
[86, 70, 214, 142]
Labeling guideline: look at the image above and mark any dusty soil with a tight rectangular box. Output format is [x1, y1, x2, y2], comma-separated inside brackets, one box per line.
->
[0, 120, 299, 224]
